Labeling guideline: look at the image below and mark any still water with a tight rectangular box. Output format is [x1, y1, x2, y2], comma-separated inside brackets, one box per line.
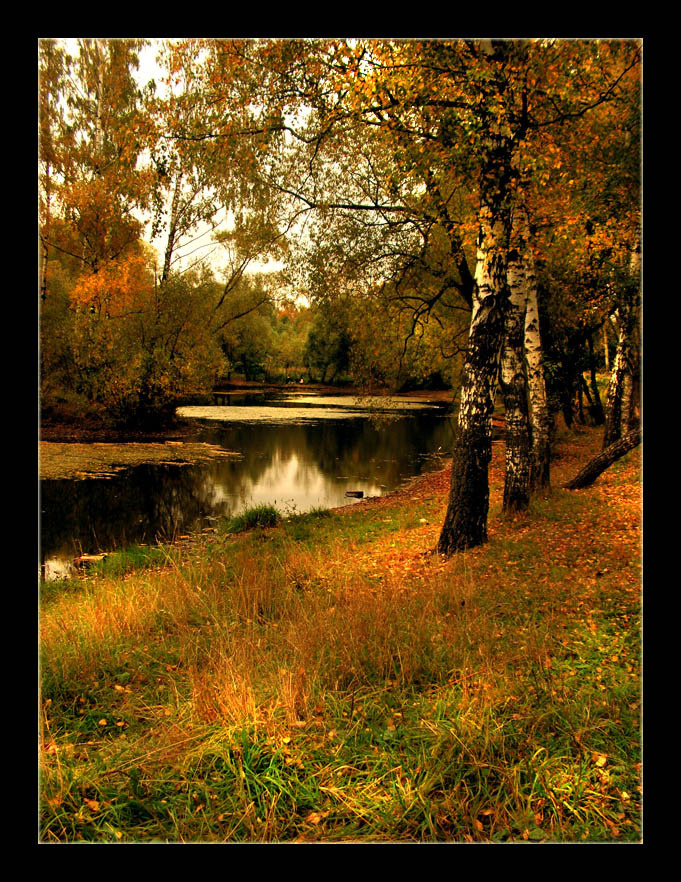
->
[40, 393, 455, 578]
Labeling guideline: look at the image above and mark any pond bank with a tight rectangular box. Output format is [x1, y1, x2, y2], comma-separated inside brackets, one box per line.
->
[39, 384, 455, 443]
[39, 440, 241, 481]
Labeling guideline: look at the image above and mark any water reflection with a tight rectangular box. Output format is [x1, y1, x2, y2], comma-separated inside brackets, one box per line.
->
[40, 400, 455, 576]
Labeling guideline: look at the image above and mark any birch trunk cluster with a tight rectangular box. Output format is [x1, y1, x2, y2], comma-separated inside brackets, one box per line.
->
[503, 201, 551, 505]
[438, 191, 552, 554]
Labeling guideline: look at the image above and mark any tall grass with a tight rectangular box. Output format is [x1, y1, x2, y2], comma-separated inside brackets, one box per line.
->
[224, 504, 282, 534]
[39, 429, 641, 842]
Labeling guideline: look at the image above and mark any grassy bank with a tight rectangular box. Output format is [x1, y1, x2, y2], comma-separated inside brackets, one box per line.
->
[38, 425, 642, 843]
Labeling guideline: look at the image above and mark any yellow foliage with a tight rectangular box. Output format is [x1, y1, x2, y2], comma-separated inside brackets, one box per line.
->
[70, 252, 153, 316]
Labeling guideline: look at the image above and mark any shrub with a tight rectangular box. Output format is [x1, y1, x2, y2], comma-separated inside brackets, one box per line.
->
[225, 504, 282, 534]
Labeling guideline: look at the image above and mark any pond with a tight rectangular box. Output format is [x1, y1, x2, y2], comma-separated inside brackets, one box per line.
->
[39, 392, 456, 579]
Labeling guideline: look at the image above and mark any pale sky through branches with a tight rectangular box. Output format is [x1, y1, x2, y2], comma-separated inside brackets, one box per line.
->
[55, 38, 285, 281]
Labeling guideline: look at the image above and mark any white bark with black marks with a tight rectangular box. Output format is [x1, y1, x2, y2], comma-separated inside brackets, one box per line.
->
[501, 223, 531, 512]
[438, 202, 508, 554]
[515, 204, 551, 490]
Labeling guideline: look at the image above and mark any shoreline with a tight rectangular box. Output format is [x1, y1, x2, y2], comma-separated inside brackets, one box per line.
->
[39, 384, 455, 444]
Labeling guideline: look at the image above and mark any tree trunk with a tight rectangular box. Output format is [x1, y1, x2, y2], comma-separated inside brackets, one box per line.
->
[563, 427, 641, 490]
[603, 322, 610, 371]
[40, 238, 49, 302]
[437, 41, 519, 555]
[602, 310, 625, 447]
[437, 201, 507, 554]
[586, 333, 605, 424]
[161, 171, 184, 285]
[518, 208, 551, 491]
[603, 305, 639, 448]
[501, 211, 532, 512]
[603, 241, 641, 448]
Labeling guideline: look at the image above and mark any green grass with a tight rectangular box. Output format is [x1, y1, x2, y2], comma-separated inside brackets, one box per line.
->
[39, 427, 641, 843]
[91, 544, 171, 578]
[223, 503, 282, 534]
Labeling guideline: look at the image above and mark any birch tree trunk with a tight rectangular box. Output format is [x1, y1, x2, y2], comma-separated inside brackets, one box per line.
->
[93, 40, 106, 176]
[603, 322, 610, 371]
[603, 309, 626, 447]
[603, 239, 641, 448]
[437, 201, 508, 554]
[436, 39, 524, 554]
[525, 279, 551, 489]
[564, 427, 641, 490]
[498, 198, 551, 494]
[603, 312, 639, 447]
[161, 171, 184, 285]
[501, 213, 532, 511]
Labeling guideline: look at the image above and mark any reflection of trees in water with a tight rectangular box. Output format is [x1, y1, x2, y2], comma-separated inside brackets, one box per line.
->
[40, 463, 221, 559]
[307, 416, 454, 485]
[41, 411, 455, 561]
[200, 414, 453, 489]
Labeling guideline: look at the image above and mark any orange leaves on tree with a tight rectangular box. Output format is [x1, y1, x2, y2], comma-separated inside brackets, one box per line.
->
[71, 252, 153, 317]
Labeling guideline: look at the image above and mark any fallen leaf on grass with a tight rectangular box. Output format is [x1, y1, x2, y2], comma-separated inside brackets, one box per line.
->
[306, 810, 329, 825]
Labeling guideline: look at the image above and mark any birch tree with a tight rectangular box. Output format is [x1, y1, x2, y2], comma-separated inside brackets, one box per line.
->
[510, 199, 551, 490]
[501, 205, 533, 510]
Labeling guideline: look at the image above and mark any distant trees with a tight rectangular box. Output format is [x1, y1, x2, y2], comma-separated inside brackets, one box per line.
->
[39, 38, 164, 425]
[39, 38, 292, 425]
